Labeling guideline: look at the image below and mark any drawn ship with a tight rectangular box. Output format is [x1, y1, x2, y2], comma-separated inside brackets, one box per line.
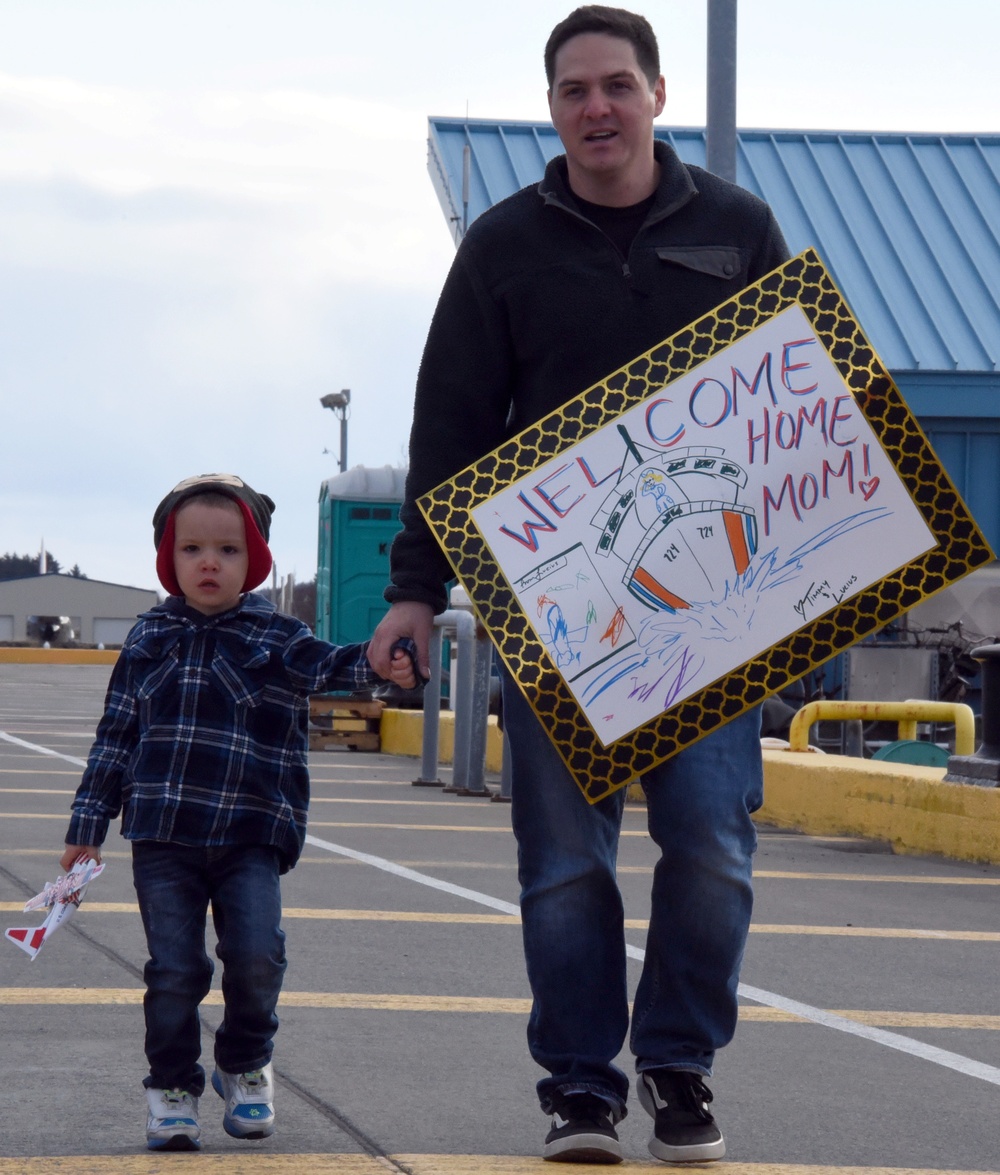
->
[591, 439, 757, 612]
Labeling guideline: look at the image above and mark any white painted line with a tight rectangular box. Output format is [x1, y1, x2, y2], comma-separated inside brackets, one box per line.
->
[0, 731, 87, 768]
[305, 835, 519, 915]
[737, 982, 1000, 1085]
[305, 833, 1000, 1088]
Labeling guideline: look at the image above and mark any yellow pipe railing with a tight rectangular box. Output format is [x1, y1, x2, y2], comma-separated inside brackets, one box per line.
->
[787, 699, 977, 757]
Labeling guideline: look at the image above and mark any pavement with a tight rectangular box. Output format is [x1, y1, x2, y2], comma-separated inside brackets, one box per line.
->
[2, 661, 1000, 1174]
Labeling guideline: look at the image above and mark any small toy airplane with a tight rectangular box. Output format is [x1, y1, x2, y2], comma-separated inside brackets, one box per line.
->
[5, 858, 105, 960]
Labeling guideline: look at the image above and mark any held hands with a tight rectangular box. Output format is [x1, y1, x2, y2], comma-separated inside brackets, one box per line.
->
[60, 844, 102, 872]
[388, 642, 422, 690]
[368, 601, 434, 683]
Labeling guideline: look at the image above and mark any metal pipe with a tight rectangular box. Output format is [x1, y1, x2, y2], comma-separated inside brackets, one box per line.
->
[443, 610, 476, 791]
[462, 143, 471, 236]
[706, 0, 738, 183]
[788, 699, 977, 756]
[411, 608, 494, 795]
[452, 626, 493, 796]
[412, 624, 445, 786]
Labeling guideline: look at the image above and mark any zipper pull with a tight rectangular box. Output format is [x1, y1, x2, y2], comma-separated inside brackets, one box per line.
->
[622, 261, 632, 281]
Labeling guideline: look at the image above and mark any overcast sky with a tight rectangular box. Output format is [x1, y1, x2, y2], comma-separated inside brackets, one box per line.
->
[1, 0, 996, 595]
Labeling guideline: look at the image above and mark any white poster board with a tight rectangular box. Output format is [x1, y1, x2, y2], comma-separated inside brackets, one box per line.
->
[471, 304, 935, 746]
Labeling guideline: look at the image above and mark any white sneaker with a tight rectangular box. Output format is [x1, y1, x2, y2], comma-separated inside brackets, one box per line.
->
[145, 1087, 201, 1151]
[211, 1062, 275, 1139]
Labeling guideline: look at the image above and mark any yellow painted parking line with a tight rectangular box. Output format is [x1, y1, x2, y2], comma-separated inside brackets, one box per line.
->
[0, 1156, 387, 1173]
[283, 907, 521, 923]
[395, 1162, 1000, 1175]
[0, 787, 75, 794]
[1, 901, 996, 940]
[2, 813, 76, 819]
[307, 796, 506, 807]
[3, 988, 147, 1004]
[0, 848, 133, 859]
[748, 924, 1000, 941]
[754, 871, 1000, 885]
[307, 821, 647, 836]
[0, 901, 140, 913]
[0, 901, 522, 923]
[0, 728, 92, 735]
[3, 790, 489, 808]
[307, 822, 520, 833]
[3, 990, 1000, 1031]
[309, 776, 443, 785]
[6, 842, 994, 888]
[0, 770, 81, 776]
[0, 1157, 995, 1175]
[749, 1009, 1000, 1030]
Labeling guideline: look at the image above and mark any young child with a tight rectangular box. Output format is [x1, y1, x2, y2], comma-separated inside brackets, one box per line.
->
[61, 473, 416, 1151]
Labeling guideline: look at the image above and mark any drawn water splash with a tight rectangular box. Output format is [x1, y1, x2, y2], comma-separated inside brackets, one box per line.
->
[582, 506, 895, 713]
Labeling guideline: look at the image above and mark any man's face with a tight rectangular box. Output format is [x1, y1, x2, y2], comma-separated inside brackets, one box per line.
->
[172, 499, 249, 616]
[548, 31, 665, 202]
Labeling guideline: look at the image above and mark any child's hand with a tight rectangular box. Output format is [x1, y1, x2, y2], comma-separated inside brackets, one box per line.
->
[60, 845, 102, 872]
[383, 643, 425, 686]
[390, 643, 420, 686]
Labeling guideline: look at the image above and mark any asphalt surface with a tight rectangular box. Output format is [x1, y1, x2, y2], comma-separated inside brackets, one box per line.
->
[1, 662, 999, 1174]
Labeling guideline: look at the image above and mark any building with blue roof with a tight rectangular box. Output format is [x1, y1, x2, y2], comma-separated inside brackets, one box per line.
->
[427, 118, 1000, 561]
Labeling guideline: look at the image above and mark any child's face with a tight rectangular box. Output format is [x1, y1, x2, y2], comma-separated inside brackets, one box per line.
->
[172, 499, 250, 615]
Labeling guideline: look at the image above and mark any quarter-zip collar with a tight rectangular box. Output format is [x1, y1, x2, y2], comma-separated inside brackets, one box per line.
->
[538, 139, 698, 232]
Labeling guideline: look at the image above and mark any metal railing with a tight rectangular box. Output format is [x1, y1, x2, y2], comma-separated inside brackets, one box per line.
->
[411, 609, 494, 795]
[787, 699, 977, 756]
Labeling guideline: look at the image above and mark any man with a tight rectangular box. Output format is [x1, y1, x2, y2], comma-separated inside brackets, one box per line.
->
[369, 6, 789, 1164]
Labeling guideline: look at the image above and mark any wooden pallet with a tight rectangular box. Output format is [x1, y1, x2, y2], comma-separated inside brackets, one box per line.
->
[308, 696, 385, 752]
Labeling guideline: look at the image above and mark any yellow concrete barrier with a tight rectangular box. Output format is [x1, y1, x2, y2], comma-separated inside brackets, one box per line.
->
[380, 708, 504, 775]
[760, 749, 1000, 865]
[0, 647, 119, 665]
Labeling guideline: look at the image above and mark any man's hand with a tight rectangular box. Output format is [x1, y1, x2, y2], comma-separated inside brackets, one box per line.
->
[60, 844, 102, 872]
[369, 600, 435, 682]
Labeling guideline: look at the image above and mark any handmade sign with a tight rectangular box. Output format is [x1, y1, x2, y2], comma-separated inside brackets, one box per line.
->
[419, 250, 994, 801]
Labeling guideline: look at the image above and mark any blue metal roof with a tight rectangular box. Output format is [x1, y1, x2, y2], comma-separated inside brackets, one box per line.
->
[427, 118, 1000, 376]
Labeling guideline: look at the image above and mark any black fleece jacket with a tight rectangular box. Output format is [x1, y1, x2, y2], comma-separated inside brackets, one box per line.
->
[387, 140, 790, 612]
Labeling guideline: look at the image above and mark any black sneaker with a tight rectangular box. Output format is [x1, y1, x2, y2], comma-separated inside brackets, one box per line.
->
[543, 1092, 623, 1164]
[637, 1070, 726, 1162]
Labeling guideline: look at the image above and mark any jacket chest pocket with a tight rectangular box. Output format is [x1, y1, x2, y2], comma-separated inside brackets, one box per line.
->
[212, 649, 270, 709]
[655, 246, 745, 282]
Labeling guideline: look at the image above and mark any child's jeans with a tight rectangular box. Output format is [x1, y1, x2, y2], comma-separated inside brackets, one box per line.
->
[131, 842, 287, 1096]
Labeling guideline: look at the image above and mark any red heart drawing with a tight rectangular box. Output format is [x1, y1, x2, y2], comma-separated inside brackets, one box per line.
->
[860, 478, 880, 501]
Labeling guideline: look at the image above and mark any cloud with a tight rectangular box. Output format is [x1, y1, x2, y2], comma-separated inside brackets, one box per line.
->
[0, 70, 453, 589]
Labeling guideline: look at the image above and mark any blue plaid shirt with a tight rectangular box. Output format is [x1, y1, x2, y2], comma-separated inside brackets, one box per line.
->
[67, 593, 378, 871]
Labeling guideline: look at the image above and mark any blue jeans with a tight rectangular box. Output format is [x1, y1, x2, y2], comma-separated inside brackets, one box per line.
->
[502, 673, 763, 1118]
[131, 842, 287, 1096]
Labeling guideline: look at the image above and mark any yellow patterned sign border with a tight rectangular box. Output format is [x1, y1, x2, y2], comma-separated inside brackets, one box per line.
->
[418, 250, 994, 801]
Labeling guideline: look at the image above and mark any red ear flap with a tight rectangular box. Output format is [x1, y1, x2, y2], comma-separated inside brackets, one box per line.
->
[236, 499, 273, 591]
[155, 501, 273, 597]
[155, 512, 183, 596]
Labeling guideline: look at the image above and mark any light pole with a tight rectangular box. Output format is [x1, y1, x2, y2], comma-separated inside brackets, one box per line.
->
[706, 0, 738, 183]
[320, 389, 351, 473]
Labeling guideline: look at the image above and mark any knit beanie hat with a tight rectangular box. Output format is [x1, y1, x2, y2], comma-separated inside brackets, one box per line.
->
[152, 473, 276, 597]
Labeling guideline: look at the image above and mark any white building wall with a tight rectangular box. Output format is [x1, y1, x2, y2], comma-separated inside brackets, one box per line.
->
[0, 576, 158, 644]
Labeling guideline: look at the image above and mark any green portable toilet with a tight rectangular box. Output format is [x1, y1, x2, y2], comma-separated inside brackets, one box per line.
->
[316, 465, 407, 645]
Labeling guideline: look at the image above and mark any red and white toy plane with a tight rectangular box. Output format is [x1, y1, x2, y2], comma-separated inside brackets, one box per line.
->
[5, 858, 105, 960]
